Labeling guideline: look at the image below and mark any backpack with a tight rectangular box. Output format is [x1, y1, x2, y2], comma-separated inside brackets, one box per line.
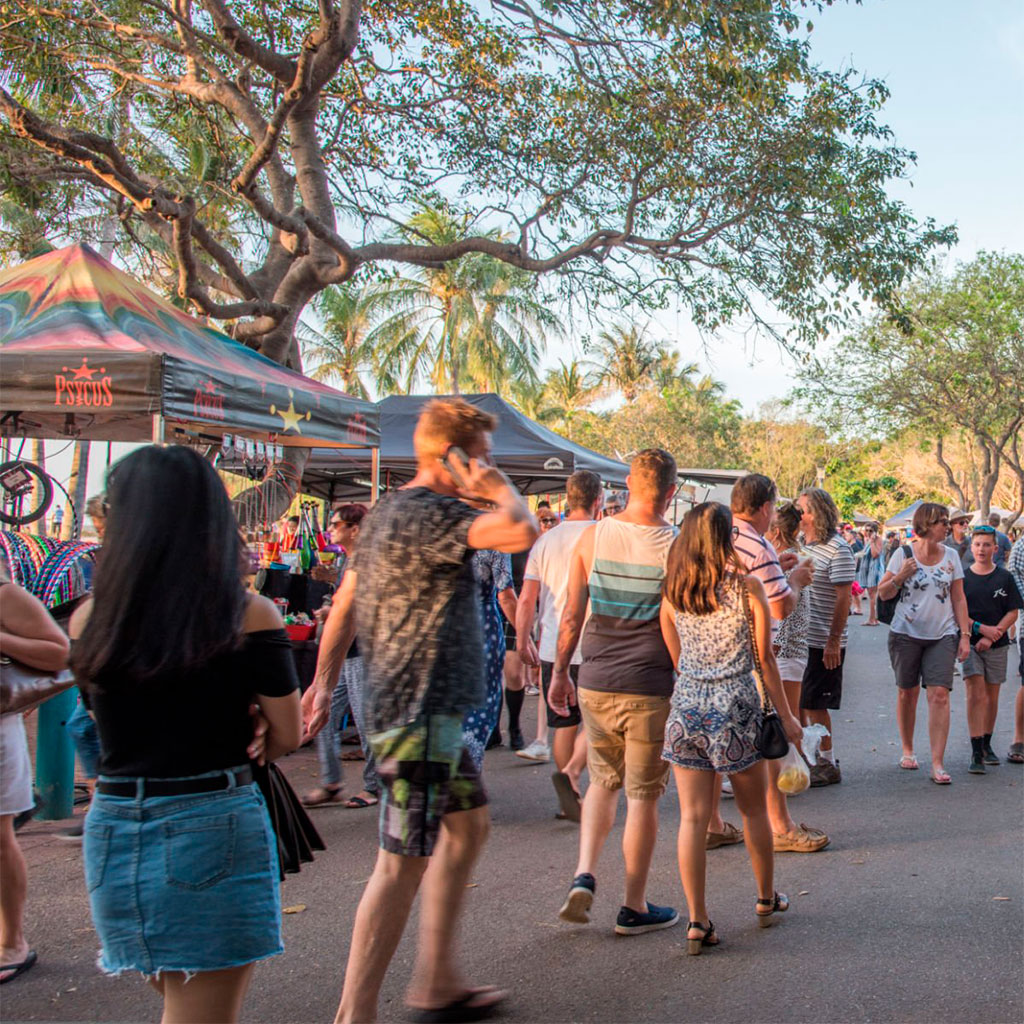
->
[877, 544, 913, 625]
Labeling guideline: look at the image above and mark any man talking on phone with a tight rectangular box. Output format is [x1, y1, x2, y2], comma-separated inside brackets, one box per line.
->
[304, 398, 537, 1024]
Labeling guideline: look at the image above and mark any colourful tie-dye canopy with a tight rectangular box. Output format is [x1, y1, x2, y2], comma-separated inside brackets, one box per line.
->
[0, 244, 378, 448]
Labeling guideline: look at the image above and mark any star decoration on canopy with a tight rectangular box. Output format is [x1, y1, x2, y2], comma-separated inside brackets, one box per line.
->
[269, 391, 311, 433]
[64, 358, 100, 380]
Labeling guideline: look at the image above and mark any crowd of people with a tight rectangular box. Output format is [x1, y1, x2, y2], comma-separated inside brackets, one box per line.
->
[0, 397, 1022, 1024]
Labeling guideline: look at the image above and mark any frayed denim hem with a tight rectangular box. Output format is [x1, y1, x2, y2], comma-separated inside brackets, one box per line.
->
[97, 944, 284, 981]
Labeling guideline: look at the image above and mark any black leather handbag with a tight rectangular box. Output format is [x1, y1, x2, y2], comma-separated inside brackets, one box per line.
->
[740, 583, 789, 760]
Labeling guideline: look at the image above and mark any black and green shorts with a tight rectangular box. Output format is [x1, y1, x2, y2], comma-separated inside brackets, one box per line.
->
[370, 714, 488, 857]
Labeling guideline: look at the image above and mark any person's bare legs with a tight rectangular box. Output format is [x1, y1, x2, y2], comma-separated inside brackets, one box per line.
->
[706, 774, 727, 834]
[926, 685, 951, 774]
[551, 727, 576, 775]
[564, 730, 588, 793]
[531, 666, 549, 746]
[730, 762, 775, 902]
[866, 587, 879, 624]
[0, 815, 29, 981]
[160, 965, 254, 1024]
[983, 683, 1001, 737]
[767, 677, 800, 834]
[621, 796, 659, 911]
[897, 687, 919, 759]
[336, 849, 430, 1024]
[574, 783, 619, 877]
[672, 767, 716, 935]
[764, 760, 795, 834]
[1013, 685, 1024, 746]
[964, 675, 986, 741]
[406, 806, 495, 1010]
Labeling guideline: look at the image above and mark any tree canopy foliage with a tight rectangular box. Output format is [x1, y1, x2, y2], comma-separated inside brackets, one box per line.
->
[1, 0, 953, 373]
[797, 251, 1024, 517]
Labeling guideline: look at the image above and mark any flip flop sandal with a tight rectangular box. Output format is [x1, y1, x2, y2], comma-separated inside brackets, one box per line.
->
[340, 750, 365, 761]
[899, 755, 919, 770]
[301, 787, 345, 807]
[411, 986, 507, 1024]
[0, 950, 37, 984]
[930, 771, 952, 785]
[343, 795, 379, 809]
[551, 771, 581, 823]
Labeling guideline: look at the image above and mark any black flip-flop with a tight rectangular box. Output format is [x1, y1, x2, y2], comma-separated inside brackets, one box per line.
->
[0, 950, 37, 984]
[411, 986, 507, 1023]
[551, 771, 581, 823]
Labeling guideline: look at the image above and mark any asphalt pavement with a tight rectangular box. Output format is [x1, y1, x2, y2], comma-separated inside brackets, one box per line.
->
[4, 622, 1023, 1024]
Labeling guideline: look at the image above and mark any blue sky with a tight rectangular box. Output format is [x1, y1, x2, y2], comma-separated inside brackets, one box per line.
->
[660, 0, 1024, 411]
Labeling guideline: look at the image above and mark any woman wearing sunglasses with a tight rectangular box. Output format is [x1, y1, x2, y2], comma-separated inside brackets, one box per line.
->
[878, 502, 971, 784]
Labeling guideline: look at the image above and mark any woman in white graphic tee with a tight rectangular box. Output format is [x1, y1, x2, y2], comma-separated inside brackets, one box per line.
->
[878, 502, 971, 784]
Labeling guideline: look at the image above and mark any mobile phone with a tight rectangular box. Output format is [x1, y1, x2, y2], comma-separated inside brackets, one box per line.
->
[440, 446, 473, 492]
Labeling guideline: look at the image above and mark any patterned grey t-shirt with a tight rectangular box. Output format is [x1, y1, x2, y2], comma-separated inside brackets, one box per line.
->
[352, 487, 483, 732]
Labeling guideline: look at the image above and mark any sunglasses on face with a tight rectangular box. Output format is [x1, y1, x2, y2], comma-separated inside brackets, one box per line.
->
[539, 517, 558, 526]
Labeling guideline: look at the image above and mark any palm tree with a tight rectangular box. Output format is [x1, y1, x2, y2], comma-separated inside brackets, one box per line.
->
[593, 323, 673, 402]
[507, 376, 549, 423]
[651, 349, 700, 392]
[368, 203, 560, 394]
[544, 359, 599, 438]
[301, 284, 382, 399]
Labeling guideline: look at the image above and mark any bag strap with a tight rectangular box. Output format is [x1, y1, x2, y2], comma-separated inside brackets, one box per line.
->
[739, 577, 774, 717]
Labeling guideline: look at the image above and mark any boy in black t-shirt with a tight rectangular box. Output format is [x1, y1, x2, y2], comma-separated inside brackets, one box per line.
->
[962, 526, 1024, 774]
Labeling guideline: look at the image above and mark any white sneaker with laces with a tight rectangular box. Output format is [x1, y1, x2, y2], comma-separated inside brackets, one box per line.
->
[515, 740, 551, 763]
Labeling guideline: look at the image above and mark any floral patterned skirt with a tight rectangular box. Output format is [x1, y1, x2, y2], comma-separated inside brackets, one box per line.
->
[662, 672, 762, 774]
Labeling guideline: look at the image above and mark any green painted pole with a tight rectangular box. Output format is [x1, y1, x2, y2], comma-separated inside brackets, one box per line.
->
[34, 687, 77, 820]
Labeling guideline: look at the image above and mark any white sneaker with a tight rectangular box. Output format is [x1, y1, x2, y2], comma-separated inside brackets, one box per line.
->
[515, 740, 551, 762]
[720, 776, 734, 798]
[525, 685, 540, 696]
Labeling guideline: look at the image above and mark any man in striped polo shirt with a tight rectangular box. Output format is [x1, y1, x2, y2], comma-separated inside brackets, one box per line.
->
[796, 487, 856, 786]
[730, 475, 827, 853]
[549, 448, 681, 936]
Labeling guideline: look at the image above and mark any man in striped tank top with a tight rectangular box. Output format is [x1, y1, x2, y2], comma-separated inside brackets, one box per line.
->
[550, 449, 681, 936]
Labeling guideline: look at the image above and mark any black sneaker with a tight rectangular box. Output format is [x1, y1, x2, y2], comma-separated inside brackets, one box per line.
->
[56, 819, 85, 843]
[968, 756, 987, 775]
[509, 727, 525, 751]
[486, 728, 502, 750]
[558, 873, 595, 924]
[982, 745, 1000, 766]
[614, 902, 680, 936]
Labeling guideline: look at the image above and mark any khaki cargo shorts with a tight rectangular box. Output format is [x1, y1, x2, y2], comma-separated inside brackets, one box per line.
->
[577, 689, 671, 800]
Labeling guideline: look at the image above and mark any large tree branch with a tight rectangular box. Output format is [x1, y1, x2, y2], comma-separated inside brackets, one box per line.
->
[199, 0, 296, 83]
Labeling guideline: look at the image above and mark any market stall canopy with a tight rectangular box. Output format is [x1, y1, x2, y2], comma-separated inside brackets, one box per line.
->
[884, 500, 925, 528]
[262, 393, 630, 498]
[0, 244, 378, 448]
[852, 512, 880, 526]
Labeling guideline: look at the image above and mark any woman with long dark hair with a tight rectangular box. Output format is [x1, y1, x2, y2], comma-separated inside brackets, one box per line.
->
[660, 503, 801, 955]
[70, 446, 302, 1023]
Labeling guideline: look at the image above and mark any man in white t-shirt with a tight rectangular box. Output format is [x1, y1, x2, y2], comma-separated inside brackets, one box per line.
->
[516, 471, 603, 818]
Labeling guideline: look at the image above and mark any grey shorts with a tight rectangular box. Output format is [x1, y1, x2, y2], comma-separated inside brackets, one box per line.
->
[962, 645, 1009, 685]
[888, 631, 957, 690]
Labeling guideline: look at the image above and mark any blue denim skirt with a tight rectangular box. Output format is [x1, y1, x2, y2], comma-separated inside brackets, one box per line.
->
[84, 766, 283, 976]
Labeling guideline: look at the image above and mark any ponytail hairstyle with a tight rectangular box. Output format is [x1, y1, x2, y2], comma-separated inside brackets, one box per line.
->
[663, 502, 742, 615]
[71, 445, 246, 688]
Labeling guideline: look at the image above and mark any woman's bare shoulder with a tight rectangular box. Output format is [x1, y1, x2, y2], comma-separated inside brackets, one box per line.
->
[242, 593, 285, 633]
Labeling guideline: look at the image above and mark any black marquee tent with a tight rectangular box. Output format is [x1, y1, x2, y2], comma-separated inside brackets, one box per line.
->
[270, 393, 630, 500]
